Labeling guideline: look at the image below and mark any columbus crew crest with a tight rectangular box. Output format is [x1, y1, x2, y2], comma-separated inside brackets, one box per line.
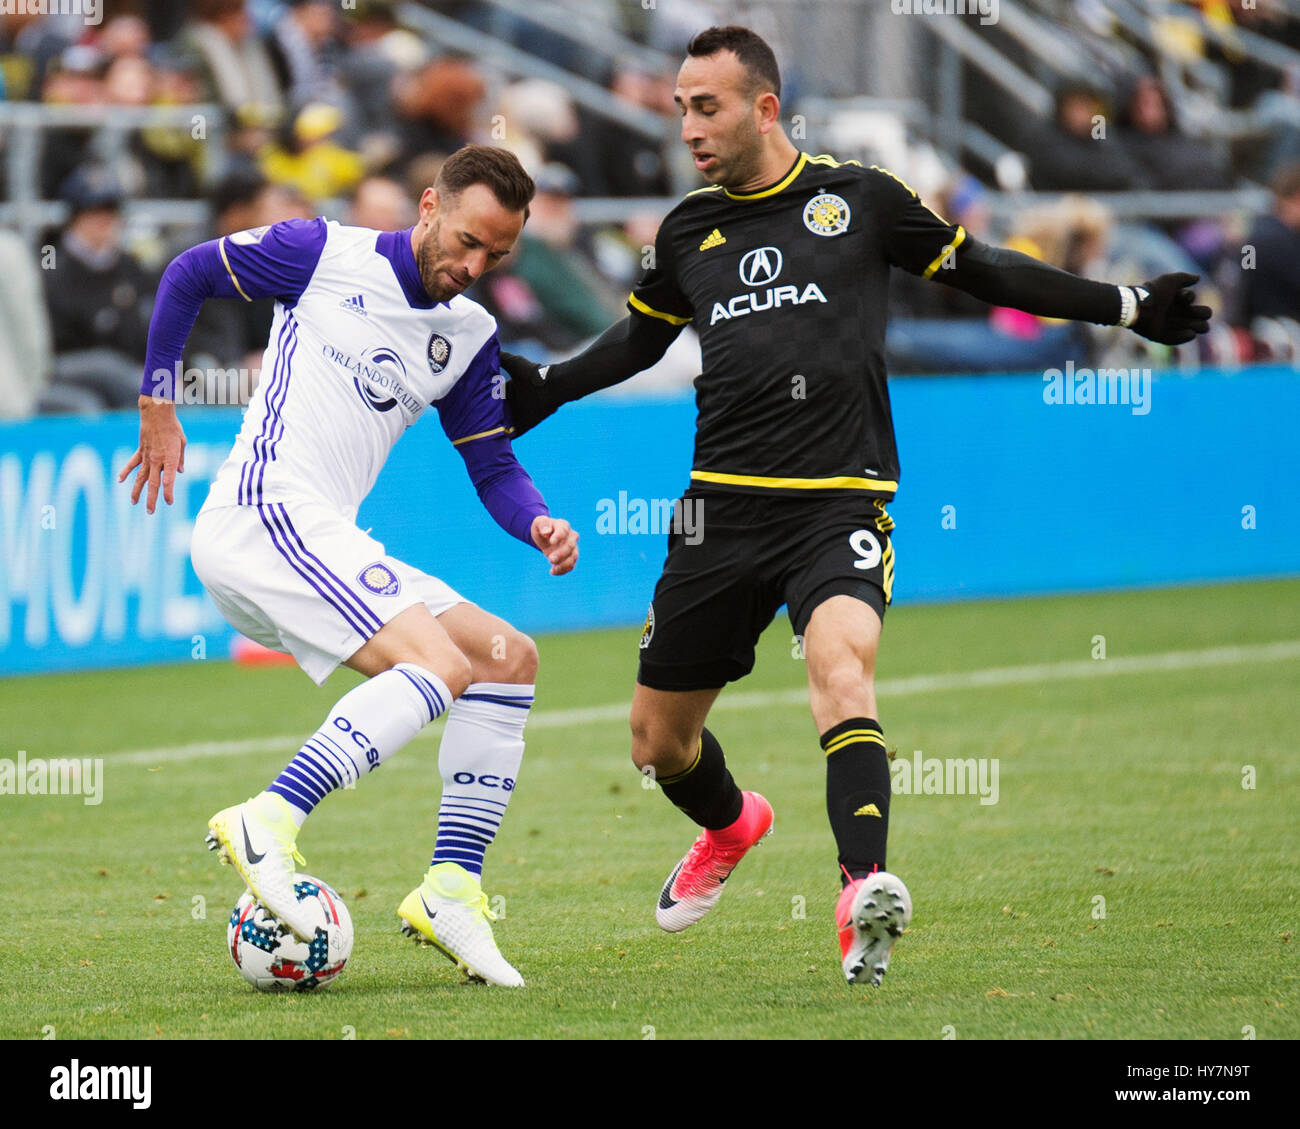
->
[803, 193, 850, 237]
[426, 332, 452, 375]
[639, 603, 655, 650]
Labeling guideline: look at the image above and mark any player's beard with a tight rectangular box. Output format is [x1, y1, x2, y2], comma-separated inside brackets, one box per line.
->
[702, 113, 766, 190]
[414, 217, 467, 303]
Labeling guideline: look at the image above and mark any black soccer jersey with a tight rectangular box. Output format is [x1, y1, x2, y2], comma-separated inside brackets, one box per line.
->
[630, 151, 966, 500]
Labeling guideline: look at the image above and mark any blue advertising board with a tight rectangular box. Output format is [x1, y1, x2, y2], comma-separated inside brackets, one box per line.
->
[1, 365, 1297, 676]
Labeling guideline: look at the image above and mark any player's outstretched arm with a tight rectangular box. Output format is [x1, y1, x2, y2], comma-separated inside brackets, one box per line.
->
[935, 240, 1212, 345]
[503, 312, 684, 437]
[118, 219, 326, 511]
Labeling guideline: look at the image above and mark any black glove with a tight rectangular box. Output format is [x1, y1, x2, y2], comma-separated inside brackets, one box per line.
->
[501, 351, 559, 438]
[1130, 272, 1212, 346]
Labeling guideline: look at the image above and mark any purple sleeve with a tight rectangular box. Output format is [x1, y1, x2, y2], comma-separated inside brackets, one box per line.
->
[140, 218, 327, 399]
[436, 334, 550, 546]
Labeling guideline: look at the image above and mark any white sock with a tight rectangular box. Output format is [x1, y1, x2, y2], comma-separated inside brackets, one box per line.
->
[430, 682, 534, 876]
[268, 663, 452, 826]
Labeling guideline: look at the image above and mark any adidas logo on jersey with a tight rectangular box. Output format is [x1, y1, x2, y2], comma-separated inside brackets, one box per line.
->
[699, 229, 727, 251]
[339, 293, 368, 317]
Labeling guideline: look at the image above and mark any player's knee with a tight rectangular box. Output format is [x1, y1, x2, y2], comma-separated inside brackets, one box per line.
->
[498, 629, 538, 684]
[628, 712, 694, 774]
[812, 659, 873, 711]
[436, 648, 474, 700]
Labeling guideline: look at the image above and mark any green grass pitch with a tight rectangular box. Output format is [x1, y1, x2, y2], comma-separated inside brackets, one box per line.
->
[1, 578, 1296, 1040]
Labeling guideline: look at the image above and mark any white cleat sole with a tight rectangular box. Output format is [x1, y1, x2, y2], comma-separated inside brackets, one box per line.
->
[843, 872, 912, 986]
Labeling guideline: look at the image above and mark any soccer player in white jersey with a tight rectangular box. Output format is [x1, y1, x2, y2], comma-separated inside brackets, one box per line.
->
[119, 146, 578, 987]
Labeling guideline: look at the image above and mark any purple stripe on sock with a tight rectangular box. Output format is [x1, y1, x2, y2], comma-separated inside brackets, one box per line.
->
[396, 668, 439, 724]
[458, 692, 533, 710]
[404, 668, 447, 715]
[442, 793, 509, 809]
[285, 756, 335, 793]
[269, 781, 320, 812]
[304, 736, 355, 782]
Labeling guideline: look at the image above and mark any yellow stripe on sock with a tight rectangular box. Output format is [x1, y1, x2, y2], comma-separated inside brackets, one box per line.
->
[658, 739, 703, 784]
[823, 730, 886, 756]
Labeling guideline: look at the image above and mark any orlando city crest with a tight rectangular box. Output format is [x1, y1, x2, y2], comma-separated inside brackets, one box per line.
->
[358, 562, 401, 596]
[427, 332, 452, 375]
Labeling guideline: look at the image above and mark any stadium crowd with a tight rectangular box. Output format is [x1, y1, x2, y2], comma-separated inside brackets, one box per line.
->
[0, 0, 1298, 415]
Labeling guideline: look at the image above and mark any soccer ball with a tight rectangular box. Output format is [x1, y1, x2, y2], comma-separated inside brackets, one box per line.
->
[227, 875, 353, 991]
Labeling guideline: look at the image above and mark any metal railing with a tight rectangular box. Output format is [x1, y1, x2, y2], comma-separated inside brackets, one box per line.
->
[0, 102, 226, 249]
[396, 1, 670, 141]
[480, 0, 675, 76]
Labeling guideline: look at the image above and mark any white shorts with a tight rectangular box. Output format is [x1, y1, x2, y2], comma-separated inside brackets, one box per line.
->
[191, 502, 463, 685]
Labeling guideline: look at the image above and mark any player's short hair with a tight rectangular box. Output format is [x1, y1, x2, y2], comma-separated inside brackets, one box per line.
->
[435, 145, 535, 219]
[686, 25, 781, 102]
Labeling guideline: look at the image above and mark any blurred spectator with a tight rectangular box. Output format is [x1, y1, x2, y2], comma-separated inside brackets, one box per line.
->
[0, 228, 55, 416]
[1238, 162, 1300, 324]
[41, 165, 155, 409]
[38, 45, 108, 199]
[404, 153, 447, 203]
[338, 0, 429, 139]
[1117, 74, 1231, 191]
[349, 174, 416, 230]
[179, 0, 284, 128]
[589, 209, 664, 291]
[260, 101, 366, 206]
[0, 8, 80, 101]
[553, 67, 675, 197]
[390, 55, 485, 168]
[131, 52, 207, 199]
[96, 15, 152, 63]
[471, 163, 623, 355]
[266, 0, 345, 110]
[1026, 81, 1146, 192]
[104, 52, 202, 201]
[494, 79, 580, 174]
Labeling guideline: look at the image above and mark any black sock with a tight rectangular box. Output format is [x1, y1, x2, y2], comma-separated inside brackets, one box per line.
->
[658, 727, 743, 830]
[822, 717, 890, 885]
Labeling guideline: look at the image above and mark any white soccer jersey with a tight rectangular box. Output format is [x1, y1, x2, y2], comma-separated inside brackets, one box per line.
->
[183, 219, 520, 524]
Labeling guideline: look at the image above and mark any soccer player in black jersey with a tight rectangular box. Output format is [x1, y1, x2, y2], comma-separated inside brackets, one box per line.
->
[505, 26, 1210, 985]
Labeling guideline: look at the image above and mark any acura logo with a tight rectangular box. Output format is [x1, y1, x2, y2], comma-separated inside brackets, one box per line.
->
[739, 246, 783, 287]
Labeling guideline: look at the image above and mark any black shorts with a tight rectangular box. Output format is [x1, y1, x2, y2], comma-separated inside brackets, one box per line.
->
[636, 489, 896, 692]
